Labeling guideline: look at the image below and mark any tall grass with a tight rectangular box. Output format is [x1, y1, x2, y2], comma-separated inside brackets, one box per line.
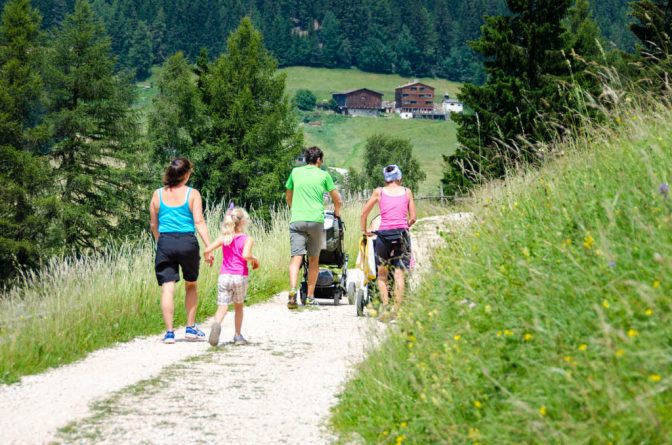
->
[0, 202, 361, 384]
[332, 104, 672, 442]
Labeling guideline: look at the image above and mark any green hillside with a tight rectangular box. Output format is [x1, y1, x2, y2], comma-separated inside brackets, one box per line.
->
[302, 113, 457, 194]
[332, 108, 672, 442]
[281, 66, 461, 103]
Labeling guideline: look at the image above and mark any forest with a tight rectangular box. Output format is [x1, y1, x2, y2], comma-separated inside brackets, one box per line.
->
[1, 0, 636, 83]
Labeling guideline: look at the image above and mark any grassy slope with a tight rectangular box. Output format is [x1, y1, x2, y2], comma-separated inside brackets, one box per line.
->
[332, 109, 672, 443]
[303, 113, 457, 195]
[281, 66, 461, 103]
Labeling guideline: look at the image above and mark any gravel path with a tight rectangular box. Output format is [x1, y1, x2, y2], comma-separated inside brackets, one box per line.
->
[0, 214, 471, 445]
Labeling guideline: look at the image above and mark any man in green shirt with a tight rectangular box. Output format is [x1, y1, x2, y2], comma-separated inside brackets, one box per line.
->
[285, 146, 342, 309]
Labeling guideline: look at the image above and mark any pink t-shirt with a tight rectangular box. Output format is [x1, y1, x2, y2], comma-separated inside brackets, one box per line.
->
[378, 188, 409, 231]
[220, 234, 249, 276]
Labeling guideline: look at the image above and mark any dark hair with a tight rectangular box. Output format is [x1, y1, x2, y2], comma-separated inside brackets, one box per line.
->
[304, 146, 323, 165]
[163, 157, 193, 187]
[385, 165, 396, 173]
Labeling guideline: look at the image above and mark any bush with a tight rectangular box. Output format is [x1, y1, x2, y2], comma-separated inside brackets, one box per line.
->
[362, 134, 426, 192]
[293, 89, 317, 111]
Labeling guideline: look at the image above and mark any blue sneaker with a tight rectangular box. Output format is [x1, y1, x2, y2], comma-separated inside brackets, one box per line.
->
[185, 325, 205, 341]
[163, 331, 175, 344]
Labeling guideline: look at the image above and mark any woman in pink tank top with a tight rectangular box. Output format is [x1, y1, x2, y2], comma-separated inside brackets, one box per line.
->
[360, 165, 417, 315]
[204, 206, 259, 346]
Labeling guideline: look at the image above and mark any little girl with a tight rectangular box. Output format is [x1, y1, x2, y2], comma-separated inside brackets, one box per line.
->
[204, 206, 259, 346]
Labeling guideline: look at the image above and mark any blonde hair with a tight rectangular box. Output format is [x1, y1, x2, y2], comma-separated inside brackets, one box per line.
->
[220, 207, 250, 246]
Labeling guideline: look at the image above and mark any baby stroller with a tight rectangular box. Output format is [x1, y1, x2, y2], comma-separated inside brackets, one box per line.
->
[299, 211, 349, 305]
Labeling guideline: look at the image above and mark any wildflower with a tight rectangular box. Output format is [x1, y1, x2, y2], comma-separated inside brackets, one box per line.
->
[523, 333, 534, 341]
[602, 300, 610, 309]
[383, 431, 389, 436]
[563, 238, 572, 247]
[496, 331, 502, 337]
[578, 344, 587, 351]
[608, 260, 616, 268]
[649, 374, 662, 383]
[659, 183, 669, 198]
[615, 349, 625, 357]
[473, 400, 482, 409]
[400, 422, 407, 428]
[653, 280, 661, 289]
[484, 304, 492, 313]
[522, 247, 531, 258]
[539, 406, 547, 416]
[454, 335, 461, 341]
[627, 328, 639, 338]
[645, 308, 654, 316]
[583, 234, 595, 249]
[504, 329, 514, 336]
[395, 434, 406, 445]
[467, 428, 480, 440]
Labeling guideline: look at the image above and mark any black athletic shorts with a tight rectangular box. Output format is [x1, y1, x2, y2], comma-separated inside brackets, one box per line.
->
[375, 229, 411, 269]
[155, 232, 200, 285]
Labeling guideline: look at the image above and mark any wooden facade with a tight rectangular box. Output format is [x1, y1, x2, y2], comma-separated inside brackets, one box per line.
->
[395, 82, 435, 112]
[332, 88, 383, 116]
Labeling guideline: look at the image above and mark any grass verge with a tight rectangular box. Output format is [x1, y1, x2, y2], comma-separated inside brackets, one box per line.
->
[0, 202, 361, 384]
[332, 107, 672, 443]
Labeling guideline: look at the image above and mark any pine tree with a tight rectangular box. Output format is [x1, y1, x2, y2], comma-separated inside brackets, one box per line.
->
[127, 19, 152, 79]
[320, 11, 341, 67]
[45, 0, 145, 251]
[0, 0, 56, 283]
[196, 17, 303, 205]
[445, 0, 575, 192]
[151, 6, 167, 64]
[148, 51, 207, 163]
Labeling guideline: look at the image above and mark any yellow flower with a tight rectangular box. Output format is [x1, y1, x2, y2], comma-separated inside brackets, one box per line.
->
[649, 374, 662, 383]
[627, 328, 639, 338]
[583, 234, 595, 249]
[602, 299, 610, 309]
[400, 422, 407, 428]
[522, 247, 531, 258]
[484, 304, 492, 313]
[578, 344, 587, 351]
[653, 280, 661, 289]
[645, 308, 654, 316]
[496, 331, 502, 337]
[467, 428, 481, 440]
[454, 335, 461, 341]
[383, 431, 389, 436]
[523, 333, 534, 341]
[504, 329, 514, 336]
[563, 238, 572, 247]
[615, 349, 625, 357]
[539, 406, 547, 416]
[473, 400, 482, 409]
[395, 434, 406, 445]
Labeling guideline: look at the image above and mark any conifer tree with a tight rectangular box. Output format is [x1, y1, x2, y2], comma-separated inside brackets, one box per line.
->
[45, 0, 145, 251]
[630, 0, 672, 60]
[196, 17, 303, 205]
[127, 19, 152, 79]
[151, 7, 168, 65]
[0, 0, 55, 283]
[320, 11, 341, 67]
[149, 51, 207, 163]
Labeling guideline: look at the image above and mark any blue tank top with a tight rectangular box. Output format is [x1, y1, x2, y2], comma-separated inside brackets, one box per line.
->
[158, 187, 195, 233]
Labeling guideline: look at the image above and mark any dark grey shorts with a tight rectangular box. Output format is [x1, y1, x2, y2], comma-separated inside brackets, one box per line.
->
[289, 221, 324, 257]
[155, 233, 200, 285]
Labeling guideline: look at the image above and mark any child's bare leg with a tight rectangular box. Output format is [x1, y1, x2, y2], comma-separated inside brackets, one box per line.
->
[377, 266, 389, 306]
[234, 303, 244, 335]
[214, 304, 229, 324]
[393, 268, 405, 309]
[161, 281, 176, 331]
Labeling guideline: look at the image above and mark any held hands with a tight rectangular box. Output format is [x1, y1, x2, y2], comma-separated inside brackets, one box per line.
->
[204, 251, 215, 267]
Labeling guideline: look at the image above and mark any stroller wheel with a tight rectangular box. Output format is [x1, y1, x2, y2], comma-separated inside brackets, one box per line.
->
[299, 282, 308, 306]
[346, 282, 356, 305]
[355, 289, 365, 316]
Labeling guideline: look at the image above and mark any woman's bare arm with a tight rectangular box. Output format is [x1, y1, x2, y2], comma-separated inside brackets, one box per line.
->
[190, 190, 214, 265]
[407, 188, 417, 227]
[149, 191, 160, 240]
[360, 188, 380, 234]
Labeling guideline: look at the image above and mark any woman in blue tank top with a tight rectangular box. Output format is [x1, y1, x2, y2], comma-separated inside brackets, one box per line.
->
[149, 158, 214, 344]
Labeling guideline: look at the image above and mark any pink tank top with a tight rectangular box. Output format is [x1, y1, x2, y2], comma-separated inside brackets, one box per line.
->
[378, 188, 409, 231]
[220, 235, 249, 276]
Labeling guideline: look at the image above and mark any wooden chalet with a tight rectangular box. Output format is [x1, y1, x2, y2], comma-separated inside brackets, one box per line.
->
[395, 81, 435, 113]
[332, 88, 383, 116]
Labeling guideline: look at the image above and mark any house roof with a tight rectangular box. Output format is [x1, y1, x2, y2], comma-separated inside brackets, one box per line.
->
[332, 88, 383, 97]
[396, 81, 435, 90]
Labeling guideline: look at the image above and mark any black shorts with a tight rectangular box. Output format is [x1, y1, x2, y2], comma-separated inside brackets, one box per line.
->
[375, 229, 411, 269]
[155, 233, 200, 285]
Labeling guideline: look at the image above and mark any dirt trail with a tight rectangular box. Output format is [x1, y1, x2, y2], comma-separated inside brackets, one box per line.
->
[0, 214, 470, 445]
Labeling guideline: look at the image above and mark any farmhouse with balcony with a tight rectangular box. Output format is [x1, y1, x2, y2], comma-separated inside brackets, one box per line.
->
[395, 81, 435, 113]
[331, 88, 383, 117]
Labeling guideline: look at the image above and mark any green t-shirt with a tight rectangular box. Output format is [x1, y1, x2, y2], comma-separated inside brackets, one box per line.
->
[285, 165, 336, 223]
